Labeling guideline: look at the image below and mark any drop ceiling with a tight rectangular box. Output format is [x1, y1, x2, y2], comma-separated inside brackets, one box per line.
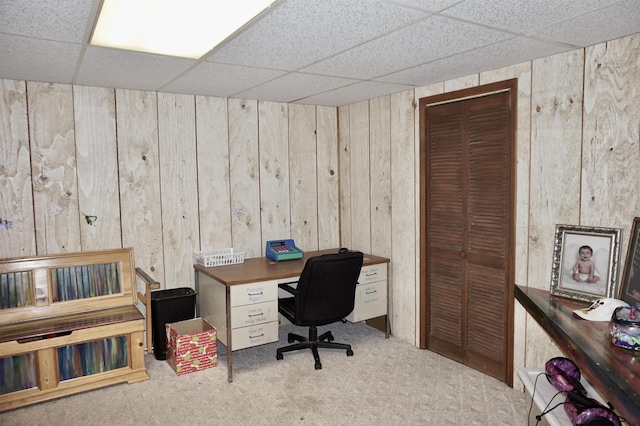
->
[1, 0, 638, 107]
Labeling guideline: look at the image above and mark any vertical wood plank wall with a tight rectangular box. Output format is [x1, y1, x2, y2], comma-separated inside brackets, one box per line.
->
[0, 89, 342, 294]
[0, 80, 34, 257]
[336, 33, 639, 388]
[116, 89, 165, 282]
[1, 33, 638, 389]
[74, 86, 122, 251]
[289, 104, 319, 251]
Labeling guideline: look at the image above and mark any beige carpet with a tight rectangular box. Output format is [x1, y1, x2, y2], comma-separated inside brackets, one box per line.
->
[0, 322, 525, 425]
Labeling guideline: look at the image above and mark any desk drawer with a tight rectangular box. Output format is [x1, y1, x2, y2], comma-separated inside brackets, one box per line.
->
[346, 279, 387, 323]
[359, 263, 387, 284]
[230, 301, 278, 328]
[230, 281, 278, 307]
[231, 321, 278, 350]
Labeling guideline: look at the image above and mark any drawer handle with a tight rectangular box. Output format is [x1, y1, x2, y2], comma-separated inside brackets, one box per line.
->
[247, 291, 264, 297]
[365, 272, 377, 277]
[248, 313, 264, 317]
[249, 333, 264, 339]
[365, 289, 377, 295]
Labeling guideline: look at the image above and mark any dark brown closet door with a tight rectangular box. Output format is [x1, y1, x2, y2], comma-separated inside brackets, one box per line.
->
[419, 80, 516, 384]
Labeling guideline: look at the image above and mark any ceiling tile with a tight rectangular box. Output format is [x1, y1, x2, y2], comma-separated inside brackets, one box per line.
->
[302, 15, 512, 79]
[163, 62, 287, 97]
[0, 33, 81, 83]
[388, 0, 464, 12]
[206, 0, 429, 71]
[296, 80, 415, 106]
[233, 72, 358, 103]
[75, 47, 196, 91]
[0, 0, 96, 43]
[0, 0, 639, 106]
[376, 36, 572, 86]
[532, 0, 640, 47]
[442, 0, 620, 34]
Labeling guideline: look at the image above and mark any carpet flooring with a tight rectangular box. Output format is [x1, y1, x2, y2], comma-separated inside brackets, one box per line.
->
[0, 322, 525, 425]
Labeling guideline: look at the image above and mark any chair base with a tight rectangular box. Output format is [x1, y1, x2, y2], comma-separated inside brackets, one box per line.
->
[276, 325, 353, 370]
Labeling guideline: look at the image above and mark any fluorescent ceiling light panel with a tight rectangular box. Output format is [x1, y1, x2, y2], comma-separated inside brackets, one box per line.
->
[91, 0, 275, 59]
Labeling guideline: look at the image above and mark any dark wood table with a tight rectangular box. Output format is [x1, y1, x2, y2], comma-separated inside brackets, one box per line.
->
[515, 285, 640, 424]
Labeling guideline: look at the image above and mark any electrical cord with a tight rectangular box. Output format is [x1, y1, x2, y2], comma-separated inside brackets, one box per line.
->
[528, 372, 565, 425]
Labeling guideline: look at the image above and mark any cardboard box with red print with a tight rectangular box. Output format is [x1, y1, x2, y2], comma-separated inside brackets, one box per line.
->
[166, 318, 217, 376]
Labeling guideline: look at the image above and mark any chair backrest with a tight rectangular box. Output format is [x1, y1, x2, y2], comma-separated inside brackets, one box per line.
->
[293, 251, 363, 326]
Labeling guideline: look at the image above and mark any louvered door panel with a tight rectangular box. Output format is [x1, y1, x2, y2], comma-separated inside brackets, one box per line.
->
[467, 93, 510, 259]
[427, 103, 464, 251]
[466, 264, 507, 374]
[429, 257, 462, 349]
[425, 102, 465, 361]
[422, 81, 515, 384]
[465, 92, 511, 379]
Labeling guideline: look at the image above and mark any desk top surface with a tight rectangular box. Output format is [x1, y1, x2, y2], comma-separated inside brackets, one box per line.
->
[194, 249, 389, 286]
[515, 285, 640, 424]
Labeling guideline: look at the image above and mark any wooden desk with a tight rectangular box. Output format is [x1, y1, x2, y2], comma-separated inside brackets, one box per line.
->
[194, 249, 390, 382]
[515, 285, 640, 424]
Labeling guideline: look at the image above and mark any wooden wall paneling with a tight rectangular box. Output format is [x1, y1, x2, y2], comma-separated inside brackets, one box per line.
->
[529, 50, 585, 290]
[369, 96, 392, 259]
[157, 93, 199, 289]
[444, 75, 479, 92]
[338, 106, 352, 248]
[258, 101, 290, 245]
[316, 105, 340, 250]
[228, 98, 262, 258]
[115, 89, 165, 283]
[527, 50, 585, 368]
[480, 63, 533, 288]
[0, 79, 35, 258]
[196, 95, 233, 251]
[288, 104, 319, 251]
[73, 86, 121, 250]
[480, 63, 534, 389]
[27, 82, 81, 255]
[349, 101, 372, 253]
[582, 35, 640, 252]
[390, 90, 416, 343]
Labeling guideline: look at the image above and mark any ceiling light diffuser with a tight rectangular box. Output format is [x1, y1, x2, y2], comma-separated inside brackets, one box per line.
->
[91, 0, 275, 59]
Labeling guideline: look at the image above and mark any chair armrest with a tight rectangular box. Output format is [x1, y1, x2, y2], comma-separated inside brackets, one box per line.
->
[278, 282, 298, 296]
[135, 267, 161, 354]
[136, 267, 161, 303]
[135, 267, 161, 291]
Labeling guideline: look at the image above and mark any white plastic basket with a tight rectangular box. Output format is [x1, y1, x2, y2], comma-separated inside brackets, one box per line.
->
[193, 248, 245, 267]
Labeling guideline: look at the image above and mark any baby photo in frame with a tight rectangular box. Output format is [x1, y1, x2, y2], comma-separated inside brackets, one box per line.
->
[550, 224, 621, 302]
[619, 217, 640, 306]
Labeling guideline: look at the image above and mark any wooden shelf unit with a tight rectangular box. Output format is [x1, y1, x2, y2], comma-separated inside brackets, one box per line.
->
[0, 248, 149, 412]
[515, 285, 640, 424]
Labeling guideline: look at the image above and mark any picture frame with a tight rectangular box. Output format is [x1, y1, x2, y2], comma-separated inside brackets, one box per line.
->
[619, 217, 640, 306]
[550, 224, 622, 303]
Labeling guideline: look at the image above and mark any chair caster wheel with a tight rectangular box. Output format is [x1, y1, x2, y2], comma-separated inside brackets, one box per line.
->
[277, 353, 283, 360]
[346, 349, 353, 356]
[315, 362, 322, 370]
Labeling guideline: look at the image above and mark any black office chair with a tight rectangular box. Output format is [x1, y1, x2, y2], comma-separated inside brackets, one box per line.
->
[276, 250, 363, 370]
